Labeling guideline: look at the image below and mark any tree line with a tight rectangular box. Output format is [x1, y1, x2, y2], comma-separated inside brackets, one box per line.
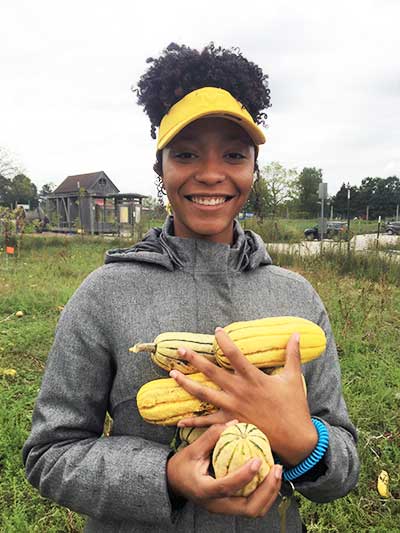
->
[246, 163, 400, 220]
[0, 148, 53, 209]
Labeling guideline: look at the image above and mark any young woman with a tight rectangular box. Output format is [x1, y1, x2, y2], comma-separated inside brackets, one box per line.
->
[23, 43, 359, 532]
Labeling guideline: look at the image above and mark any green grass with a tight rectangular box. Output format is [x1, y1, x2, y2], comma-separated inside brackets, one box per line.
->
[0, 235, 399, 532]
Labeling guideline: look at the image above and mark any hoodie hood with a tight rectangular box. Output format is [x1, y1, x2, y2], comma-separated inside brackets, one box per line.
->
[105, 216, 272, 272]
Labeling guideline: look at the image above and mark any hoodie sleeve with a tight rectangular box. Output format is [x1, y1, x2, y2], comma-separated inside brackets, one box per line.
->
[22, 273, 176, 526]
[294, 289, 360, 501]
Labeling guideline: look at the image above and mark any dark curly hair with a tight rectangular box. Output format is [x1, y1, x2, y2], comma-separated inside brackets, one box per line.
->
[135, 42, 271, 140]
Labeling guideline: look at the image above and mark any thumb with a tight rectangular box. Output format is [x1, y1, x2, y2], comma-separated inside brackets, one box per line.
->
[284, 332, 302, 375]
[191, 420, 239, 457]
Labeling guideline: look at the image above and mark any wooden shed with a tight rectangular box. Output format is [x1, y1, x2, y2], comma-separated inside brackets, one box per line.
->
[46, 171, 147, 234]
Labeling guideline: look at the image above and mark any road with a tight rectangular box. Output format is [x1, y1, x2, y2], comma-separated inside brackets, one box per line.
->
[266, 233, 400, 256]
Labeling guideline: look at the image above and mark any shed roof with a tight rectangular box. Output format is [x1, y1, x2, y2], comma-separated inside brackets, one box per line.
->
[53, 171, 119, 194]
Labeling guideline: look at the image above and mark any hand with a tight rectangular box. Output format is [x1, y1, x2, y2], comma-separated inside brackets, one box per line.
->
[167, 420, 283, 517]
[170, 330, 318, 466]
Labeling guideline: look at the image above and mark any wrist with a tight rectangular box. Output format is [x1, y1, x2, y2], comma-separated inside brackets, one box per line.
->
[277, 420, 319, 467]
[282, 418, 329, 481]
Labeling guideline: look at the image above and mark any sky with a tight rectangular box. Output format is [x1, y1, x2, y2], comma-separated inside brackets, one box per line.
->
[1, 0, 399, 198]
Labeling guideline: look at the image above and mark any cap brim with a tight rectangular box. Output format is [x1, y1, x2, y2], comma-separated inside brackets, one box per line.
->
[157, 111, 266, 150]
[156, 87, 266, 150]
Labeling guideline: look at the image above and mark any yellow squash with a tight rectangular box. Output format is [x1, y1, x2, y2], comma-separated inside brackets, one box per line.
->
[136, 372, 220, 425]
[176, 426, 208, 450]
[130, 332, 215, 374]
[269, 366, 307, 396]
[214, 316, 326, 370]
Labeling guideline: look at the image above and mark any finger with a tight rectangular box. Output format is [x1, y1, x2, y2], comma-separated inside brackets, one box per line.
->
[214, 327, 256, 377]
[201, 496, 249, 515]
[177, 346, 232, 388]
[177, 411, 231, 428]
[204, 463, 282, 516]
[169, 369, 230, 410]
[202, 457, 263, 499]
[284, 332, 302, 375]
[244, 464, 282, 518]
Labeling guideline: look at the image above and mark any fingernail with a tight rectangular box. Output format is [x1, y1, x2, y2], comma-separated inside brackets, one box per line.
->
[215, 327, 223, 333]
[169, 370, 178, 378]
[251, 458, 261, 472]
[177, 421, 184, 427]
[226, 419, 239, 427]
[177, 347, 186, 356]
[274, 465, 283, 480]
[294, 333, 300, 343]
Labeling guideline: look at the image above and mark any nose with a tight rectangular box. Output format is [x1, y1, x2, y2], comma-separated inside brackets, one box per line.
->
[194, 154, 226, 185]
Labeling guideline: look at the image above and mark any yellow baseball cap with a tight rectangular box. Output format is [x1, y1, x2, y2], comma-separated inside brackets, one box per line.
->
[157, 86, 266, 150]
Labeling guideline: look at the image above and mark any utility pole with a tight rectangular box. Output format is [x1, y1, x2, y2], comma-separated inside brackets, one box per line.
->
[376, 215, 381, 249]
[318, 182, 328, 240]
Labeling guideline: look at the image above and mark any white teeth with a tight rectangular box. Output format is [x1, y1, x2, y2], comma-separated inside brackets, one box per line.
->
[190, 196, 227, 205]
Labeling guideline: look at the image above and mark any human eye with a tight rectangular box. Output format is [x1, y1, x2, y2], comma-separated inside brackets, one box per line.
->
[173, 151, 197, 161]
[175, 152, 196, 159]
[225, 151, 247, 161]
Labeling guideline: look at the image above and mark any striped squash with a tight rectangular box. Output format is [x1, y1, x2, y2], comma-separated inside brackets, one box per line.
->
[130, 332, 215, 374]
[269, 366, 307, 397]
[136, 372, 219, 425]
[212, 422, 274, 497]
[214, 316, 326, 370]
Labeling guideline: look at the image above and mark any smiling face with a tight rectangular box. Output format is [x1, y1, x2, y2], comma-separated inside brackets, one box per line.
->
[161, 117, 256, 244]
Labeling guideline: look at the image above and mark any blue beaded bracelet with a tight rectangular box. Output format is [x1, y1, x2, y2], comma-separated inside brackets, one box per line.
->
[283, 418, 329, 481]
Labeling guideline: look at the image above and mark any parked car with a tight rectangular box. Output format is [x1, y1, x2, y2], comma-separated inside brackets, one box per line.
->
[384, 221, 400, 235]
[304, 221, 350, 240]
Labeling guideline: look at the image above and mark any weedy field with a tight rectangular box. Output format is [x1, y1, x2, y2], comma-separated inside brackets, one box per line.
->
[0, 234, 399, 532]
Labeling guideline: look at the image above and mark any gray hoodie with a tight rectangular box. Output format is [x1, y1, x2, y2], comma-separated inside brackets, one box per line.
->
[23, 216, 359, 532]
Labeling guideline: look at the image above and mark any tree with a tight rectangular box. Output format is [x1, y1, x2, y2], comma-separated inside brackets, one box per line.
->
[0, 147, 22, 180]
[332, 183, 356, 218]
[38, 182, 55, 207]
[368, 176, 400, 218]
[39, 183, 55, 197]
[0, 175, 12, 206]
[331, 176, 400, 219]
[142, 196, 158, 210]
[9, 174, 38, 208]
[245, 174, 270, 220]
[245, 162, 298, 219]
[259, 162, 298, 217]
[296, 167, 323, 217]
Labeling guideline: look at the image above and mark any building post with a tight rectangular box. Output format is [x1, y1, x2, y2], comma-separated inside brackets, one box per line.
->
[346, 183, 351, 253]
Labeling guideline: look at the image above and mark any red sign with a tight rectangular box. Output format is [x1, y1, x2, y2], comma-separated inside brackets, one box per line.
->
[6, 246, 15, 255]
